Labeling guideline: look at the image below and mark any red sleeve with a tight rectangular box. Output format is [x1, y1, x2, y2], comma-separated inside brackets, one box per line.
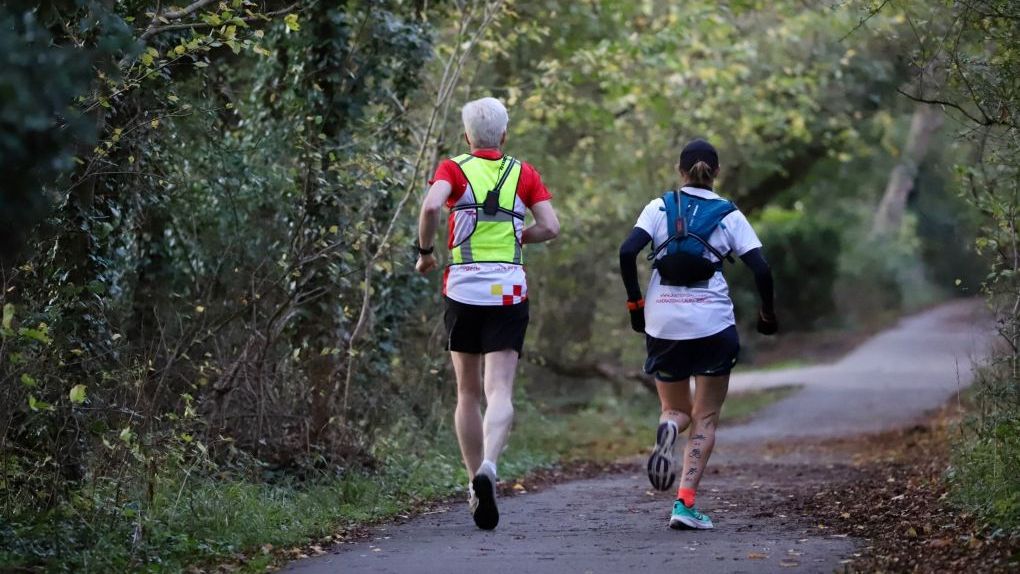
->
[517, 161, 552, 208]
[429, 159, 468, 206]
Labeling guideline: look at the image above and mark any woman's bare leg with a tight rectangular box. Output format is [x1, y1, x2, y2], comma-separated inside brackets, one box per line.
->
[677, 373, 730, 504]
[656, 377, 693, 431]
[648, 378, 693, 490]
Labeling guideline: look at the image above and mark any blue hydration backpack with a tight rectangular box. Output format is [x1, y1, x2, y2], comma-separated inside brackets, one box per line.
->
[647, 189, 737, 285]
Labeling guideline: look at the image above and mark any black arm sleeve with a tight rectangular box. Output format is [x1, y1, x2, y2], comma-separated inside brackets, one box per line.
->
[739, 248, 775, 314]
[619, 227, 652, 302]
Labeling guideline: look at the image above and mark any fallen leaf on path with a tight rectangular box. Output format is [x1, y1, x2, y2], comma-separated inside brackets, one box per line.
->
[748, 552, 769, 560]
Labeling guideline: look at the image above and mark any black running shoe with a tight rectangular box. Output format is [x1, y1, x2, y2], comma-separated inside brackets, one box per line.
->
[470, 469, 499, 530]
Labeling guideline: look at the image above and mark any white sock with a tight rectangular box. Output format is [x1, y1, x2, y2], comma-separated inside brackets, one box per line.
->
[479, 459, 497, 480]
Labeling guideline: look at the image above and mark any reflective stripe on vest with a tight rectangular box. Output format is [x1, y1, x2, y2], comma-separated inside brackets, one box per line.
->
[449, 153, 525, 265]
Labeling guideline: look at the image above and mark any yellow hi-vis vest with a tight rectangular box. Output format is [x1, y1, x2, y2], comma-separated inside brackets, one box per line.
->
[449, 153, 525, 265]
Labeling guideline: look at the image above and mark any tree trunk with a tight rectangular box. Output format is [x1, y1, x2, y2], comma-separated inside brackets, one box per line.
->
[872, 103, 944, 235]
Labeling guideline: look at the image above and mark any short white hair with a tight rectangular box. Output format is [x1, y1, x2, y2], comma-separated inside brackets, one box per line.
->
[461, 97, 508, 148]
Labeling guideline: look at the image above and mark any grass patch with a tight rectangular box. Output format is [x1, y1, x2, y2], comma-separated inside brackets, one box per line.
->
[721, 385, 800, 424]
[1, 385, 793, 572]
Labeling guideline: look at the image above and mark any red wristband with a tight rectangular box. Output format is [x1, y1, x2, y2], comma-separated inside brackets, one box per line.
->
[626, 299, 644, 311]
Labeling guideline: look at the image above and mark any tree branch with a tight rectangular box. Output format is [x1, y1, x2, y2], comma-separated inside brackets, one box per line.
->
[142, 4, 298, 39]
[897, 87, 1004, 127]
[139, 0, 219, 41]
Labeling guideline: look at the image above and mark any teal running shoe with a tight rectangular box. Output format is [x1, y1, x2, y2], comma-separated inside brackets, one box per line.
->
[669, 500, 714, 530]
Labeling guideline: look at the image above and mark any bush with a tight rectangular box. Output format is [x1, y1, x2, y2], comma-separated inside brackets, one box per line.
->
[731, 206, 841, 331]
[950, 364, 1020, 531]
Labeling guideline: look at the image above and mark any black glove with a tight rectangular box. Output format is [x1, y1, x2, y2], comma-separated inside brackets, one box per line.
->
[627, 300, 645, 333]
[629, 308, 645, 333]
[757, 309, 778, 335]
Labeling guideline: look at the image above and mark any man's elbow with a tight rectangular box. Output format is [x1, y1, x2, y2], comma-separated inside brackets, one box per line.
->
[546, 220, 560, 239]
[421, 202, 442, 218]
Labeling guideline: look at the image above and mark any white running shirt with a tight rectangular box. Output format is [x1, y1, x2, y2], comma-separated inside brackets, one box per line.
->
[634, 187, 762, 340]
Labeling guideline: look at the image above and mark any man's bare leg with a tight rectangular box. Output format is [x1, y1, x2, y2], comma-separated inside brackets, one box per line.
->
[451, 351, 484, 477]
[463, 349, 518, 531]
[481, 349, 519, 468]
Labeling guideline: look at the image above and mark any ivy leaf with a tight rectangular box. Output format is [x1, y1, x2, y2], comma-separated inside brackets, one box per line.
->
[2, 303, 13, 331]
[19, 324, 52, 345]
[69, 384, 87, 404]
[20, 374, 37, 387]
[28, 395, 53, 412]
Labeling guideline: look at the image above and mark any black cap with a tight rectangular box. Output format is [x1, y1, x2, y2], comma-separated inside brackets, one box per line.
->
[679, 139, 719, 171]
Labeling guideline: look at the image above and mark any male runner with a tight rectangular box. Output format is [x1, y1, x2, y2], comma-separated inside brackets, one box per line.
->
[415, 97, 559, 530]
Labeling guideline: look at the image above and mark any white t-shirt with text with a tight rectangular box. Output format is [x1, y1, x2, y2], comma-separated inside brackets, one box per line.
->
[634, 187, 762, 340]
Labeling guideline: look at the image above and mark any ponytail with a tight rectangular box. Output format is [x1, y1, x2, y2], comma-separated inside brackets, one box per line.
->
[684, 160, 716, 187]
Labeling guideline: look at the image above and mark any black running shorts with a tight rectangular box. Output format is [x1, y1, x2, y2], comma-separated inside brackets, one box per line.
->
[444, 297, 529, 355]
[644, 325, 740, 382]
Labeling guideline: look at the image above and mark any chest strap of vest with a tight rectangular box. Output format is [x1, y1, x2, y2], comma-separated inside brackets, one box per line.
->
[450, 158, 524, 219]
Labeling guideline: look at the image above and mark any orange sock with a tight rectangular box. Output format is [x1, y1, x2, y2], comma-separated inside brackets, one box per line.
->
[677, 487, 696, 507]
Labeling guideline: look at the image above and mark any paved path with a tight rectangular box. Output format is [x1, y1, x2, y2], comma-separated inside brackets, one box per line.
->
[723, 298, 991, 441]
[281, 299, 993, 574]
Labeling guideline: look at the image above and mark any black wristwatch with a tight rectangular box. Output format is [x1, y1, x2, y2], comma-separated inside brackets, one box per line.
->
[416, 243, 434, 256]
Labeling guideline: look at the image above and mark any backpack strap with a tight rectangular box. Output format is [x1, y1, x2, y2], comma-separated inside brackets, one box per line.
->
[649, 190, 682, 261]
[648, 190, 737, 264]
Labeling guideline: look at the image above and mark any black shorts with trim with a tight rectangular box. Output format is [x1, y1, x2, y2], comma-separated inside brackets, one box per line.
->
[444, 297, 529, 355]
[644, 325, 740, 382]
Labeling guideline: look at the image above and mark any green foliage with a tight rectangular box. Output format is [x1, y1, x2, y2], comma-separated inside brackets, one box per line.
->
[0, 2, 131, 263]
[951, 365, 1020, 530]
